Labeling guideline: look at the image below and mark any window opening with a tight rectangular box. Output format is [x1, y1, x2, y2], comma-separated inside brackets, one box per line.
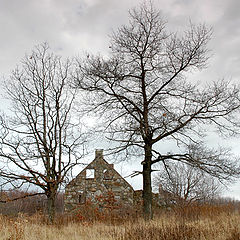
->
[86, 169, 95, 179]
[78, 191, 86, 204]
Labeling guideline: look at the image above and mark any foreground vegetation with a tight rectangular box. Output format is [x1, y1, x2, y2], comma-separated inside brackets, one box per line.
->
[1, 203, 240, 240]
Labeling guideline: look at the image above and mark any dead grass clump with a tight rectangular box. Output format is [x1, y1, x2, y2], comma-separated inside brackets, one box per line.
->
[117, 223, 201, 240]
[225, 227, 240, 240]
[172, 202, 239, 223]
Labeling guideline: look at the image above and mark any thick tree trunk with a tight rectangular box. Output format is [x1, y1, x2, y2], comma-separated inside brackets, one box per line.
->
[142, 144, 153, 220]
[46, 189, 57, 224]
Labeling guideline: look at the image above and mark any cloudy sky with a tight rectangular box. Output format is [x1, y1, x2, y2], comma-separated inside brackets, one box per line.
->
[0, 0, 240, 198]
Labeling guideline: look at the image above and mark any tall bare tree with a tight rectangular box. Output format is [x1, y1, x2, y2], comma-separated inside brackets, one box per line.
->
[75, 2, 240, 219]
[153, 162, 221, 206]
[0, 43, 86, 222]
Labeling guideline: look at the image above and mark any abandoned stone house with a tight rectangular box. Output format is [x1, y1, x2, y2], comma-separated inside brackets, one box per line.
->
[64, 149, 134, 211]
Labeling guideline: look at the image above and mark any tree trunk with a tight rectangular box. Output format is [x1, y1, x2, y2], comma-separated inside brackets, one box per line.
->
[46, 189, 57, 224]
[142, 144, 153, 220]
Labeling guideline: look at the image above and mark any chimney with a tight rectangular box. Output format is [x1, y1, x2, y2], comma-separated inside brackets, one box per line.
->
[95, 149, 103, 158]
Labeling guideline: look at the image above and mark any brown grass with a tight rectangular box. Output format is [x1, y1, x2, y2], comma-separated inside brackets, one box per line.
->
[1, 204, 240, 240]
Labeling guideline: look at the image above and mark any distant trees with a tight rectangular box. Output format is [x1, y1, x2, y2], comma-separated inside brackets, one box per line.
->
[75, 1, 240, 220]
[0, 43, 86, 223]
[153, 162, 221, 206]
[0, 190, 64, 216]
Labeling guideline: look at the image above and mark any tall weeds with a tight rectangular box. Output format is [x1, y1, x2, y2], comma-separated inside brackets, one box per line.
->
[0, 203, 239, 240]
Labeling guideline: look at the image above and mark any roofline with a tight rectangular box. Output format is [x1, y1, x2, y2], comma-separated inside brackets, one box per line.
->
[66, 155, 134, 191]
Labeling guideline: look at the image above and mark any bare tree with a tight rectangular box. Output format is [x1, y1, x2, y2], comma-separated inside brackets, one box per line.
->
[153, 162, 221, 206]
[0, 43, 86, 222]
[75, 2, 240, 219]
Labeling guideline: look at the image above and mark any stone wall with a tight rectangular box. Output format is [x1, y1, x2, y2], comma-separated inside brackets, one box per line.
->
[64, 150, 134, 211]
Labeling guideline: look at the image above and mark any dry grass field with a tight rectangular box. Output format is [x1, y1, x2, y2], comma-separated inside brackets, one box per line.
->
[1, 203, 240, 240]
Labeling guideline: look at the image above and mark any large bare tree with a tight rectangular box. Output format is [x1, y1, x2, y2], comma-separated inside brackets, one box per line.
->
[0, 43, 86, 222]
[75, 2, 240, 219]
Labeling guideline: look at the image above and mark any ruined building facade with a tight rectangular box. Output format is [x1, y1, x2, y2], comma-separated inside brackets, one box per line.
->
[64, 150, 134, 211]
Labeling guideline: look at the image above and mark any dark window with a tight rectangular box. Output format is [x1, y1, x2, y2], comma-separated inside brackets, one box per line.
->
[79, 193, 86, 204]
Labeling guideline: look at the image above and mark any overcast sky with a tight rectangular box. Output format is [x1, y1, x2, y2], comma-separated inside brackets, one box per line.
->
[0, 0, 240, 199]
